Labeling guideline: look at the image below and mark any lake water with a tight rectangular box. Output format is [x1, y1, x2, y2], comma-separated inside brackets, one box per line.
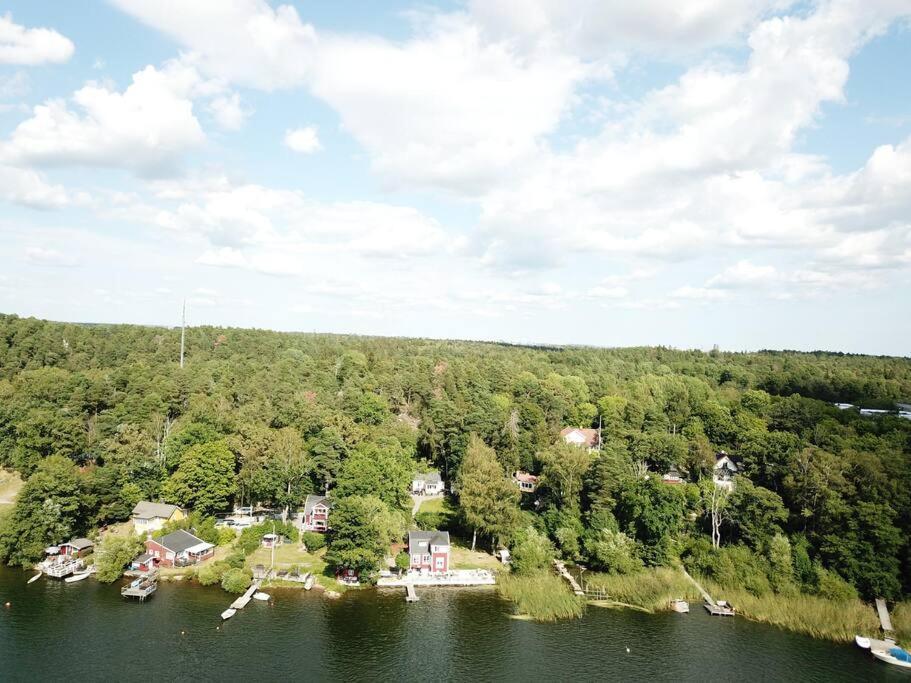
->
[0, 566, 903, 682]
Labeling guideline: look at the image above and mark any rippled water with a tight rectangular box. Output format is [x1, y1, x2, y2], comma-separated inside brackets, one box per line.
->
[0, 566, 903, 682]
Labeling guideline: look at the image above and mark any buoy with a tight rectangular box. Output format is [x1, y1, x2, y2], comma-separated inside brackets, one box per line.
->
[625, 647, 630, 653]
[4, 602, 10, 608]
[181, 630, 186, 635]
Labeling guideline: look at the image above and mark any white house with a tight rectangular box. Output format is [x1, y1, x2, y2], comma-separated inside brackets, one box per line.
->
[560, 427, 601, 451]
[513, 471, 539, 493]
[411, 471, 444, 495]
[713, 452, 738, 490]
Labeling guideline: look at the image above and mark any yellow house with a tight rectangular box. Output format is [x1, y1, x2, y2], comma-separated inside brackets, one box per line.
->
[131, 501, 185, 535]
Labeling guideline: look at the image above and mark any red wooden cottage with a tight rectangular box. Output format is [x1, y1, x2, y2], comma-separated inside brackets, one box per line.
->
[302, 494, 332, 532]
[408, 530, 450, 574]
[145, 530, 214, 568]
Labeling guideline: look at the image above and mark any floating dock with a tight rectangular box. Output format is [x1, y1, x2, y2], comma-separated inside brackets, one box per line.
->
[226, 579, 262, 613]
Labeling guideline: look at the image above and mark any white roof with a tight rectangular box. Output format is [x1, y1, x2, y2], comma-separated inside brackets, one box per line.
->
[184, 542, 214, 554]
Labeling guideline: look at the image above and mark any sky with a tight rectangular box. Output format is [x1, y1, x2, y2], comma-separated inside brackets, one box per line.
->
[0, 1, 910, 356]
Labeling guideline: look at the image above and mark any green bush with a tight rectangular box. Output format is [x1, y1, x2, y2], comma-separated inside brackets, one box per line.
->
[217, 528, 237, 546]
[510, 527, 555, 575]
[225, 550, 246, 569]
[815, 567, 858, 601]
[221, 567, 252, 594]
[95, 534, 145, 583]
[301, 531, 326, 551]
[196, 562, 226, 586]
[395, 551, 410, 572]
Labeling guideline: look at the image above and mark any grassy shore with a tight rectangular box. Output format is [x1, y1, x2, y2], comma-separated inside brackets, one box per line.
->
[497, 572, 585, 622]
[584, 567, 701, 612]
[889, 602, 910, 647]
[702, 579, 881, 643]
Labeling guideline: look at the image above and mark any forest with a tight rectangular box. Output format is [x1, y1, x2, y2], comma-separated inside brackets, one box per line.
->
[0, 313, 909, 609]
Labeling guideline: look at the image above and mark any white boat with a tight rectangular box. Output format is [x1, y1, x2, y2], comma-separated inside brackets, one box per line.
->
[64, 571, 91, 583]
[27, 572, 42, 584]
[304, 573, 315, 591]
[872, 647, 911, 669]
[855, 635, 871, 649]
[670, 599, 689, 613]
[221, 608, 236, 620]
[253, 592, 270, 601]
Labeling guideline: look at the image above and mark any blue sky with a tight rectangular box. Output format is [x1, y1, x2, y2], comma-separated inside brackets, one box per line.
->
[0, 1, 910, 355]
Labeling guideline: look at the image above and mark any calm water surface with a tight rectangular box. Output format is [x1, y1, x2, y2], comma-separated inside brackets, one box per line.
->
[0, 566, 904, 682]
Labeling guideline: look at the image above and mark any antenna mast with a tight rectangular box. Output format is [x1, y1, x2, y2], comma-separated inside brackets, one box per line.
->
[179, 299, 186, 369]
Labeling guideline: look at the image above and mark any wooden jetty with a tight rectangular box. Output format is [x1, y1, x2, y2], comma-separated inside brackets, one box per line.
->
[44, 559, 82, 579]
[875, 598, 894, 634]
[679, 566, 735, 616]
[227, 579, 262, 612]
[553, 560, 585, 596]
[405, 582, 419, 602]
[122, 572, 158, 601]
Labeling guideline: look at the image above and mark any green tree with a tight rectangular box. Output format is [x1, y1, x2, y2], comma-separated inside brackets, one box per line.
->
[95, 534, 145, 583]
[510, 526, 554, 575]
[539, 442, 592, 511]
[456, 435, 520, 551]
[326, 495, 405, 578]
[162, 441, 236, 516]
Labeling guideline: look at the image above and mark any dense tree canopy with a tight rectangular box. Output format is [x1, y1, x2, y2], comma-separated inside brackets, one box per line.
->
[0, 314, 908, 598]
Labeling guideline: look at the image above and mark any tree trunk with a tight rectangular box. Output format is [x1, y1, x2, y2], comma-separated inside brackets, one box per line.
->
[471, 528, 477, 552]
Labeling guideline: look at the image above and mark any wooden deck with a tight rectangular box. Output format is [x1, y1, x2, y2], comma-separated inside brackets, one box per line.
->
[122, 573, 158, 601]
[405, 582, 419, 602]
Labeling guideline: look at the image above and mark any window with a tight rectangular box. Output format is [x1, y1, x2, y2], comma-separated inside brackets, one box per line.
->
[435, 556, 445, 569]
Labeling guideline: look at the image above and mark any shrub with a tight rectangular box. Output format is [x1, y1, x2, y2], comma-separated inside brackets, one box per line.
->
[584, 528, 643, 575]
[815, 567, 858, 601]
[395, 551, 410, 572]
[217, 528, 237, 546]
[510, 527, 554, 575]
[221, 567, 252, 594]
[301, 531, 326, 551]
[95, 534, 145, 583]
[196, 562, 226, 586]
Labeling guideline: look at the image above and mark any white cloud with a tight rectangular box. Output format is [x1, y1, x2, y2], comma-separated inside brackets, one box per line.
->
[671, 285, 729, 301]
[0, 14, 74, 65]
[708, 260, 780, 288]
[0, 165, 71, 209]
[284, 126, 320, 154]
[107, 0, 318, 90]
[25, 247, 79, 267]
[0, 59, 206, 176]
[208, 92, 250, 130]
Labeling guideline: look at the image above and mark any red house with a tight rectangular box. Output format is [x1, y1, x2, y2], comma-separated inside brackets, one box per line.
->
[145, 530, 214, 568]
[303, 494, 332, 532]
[59, 538, 94, 558]
[408, 530, 450, 574]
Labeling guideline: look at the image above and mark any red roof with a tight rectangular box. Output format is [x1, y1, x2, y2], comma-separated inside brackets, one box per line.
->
[513, 471, 538, 484]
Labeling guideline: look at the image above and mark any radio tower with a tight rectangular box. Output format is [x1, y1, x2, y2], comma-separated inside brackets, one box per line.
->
[179, 299, 186, 369]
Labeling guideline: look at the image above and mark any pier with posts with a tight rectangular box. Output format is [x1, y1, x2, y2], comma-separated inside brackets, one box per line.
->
[121, 572, 158, 601]
[553, 560, 585, 596]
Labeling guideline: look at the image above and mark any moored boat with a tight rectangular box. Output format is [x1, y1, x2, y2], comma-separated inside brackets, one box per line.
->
[221, 608, 237, 620]
[871, 647, 911, 669]
[64, 571, 91, 583]
[304, 573, 315, 591]
[253, 592, 270, 601]
[855, 635, 871, 649]
[670, 599, 689, 613]
[27, 572, 42, 584]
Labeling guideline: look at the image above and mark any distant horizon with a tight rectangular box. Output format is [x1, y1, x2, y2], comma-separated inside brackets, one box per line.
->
[5, 309, 909, 361]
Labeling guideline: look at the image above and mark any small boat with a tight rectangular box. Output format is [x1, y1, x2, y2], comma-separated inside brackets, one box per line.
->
[253, 592, 270, 601]
[872, 647, 911, 669]
[670, 599, 689, 613]
[27, 572, 42, 584]
[221, 608, 236, 620]
[855, 635, 871, 649]
[65, 571, 91, 583]
[304, 573, 315, 591]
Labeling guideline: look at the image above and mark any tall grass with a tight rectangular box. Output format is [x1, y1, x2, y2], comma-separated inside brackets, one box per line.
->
[893, 602, 911, 648]
[702, 579, 880, 642]
[498, 572, 585, 622]
[584, 568, 700, 612]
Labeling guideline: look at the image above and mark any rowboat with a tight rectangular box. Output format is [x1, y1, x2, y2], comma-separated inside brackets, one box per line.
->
[872, 647, 911, 669]
[221, 608, 236, 620]
[27, 572, 42, 584]
[670, 599, 689, 613]
[855, 635, 871, 649]
[65, 571, 91, 583]
[304, 573, 315, 591]
[253, 592, 270, 601]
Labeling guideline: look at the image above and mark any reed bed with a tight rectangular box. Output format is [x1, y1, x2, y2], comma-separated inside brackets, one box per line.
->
[583, 567, 700, 612]
[892, 602, 911, 647]
[497, 572, 585, 622]
[702, 579, 880, 642]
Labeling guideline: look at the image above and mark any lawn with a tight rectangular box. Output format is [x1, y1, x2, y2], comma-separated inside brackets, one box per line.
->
[416, 497, 448, 515]
[449, 543, 504, 573]
[244, 543, 348, 591]
[0, 468, 23, 505]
